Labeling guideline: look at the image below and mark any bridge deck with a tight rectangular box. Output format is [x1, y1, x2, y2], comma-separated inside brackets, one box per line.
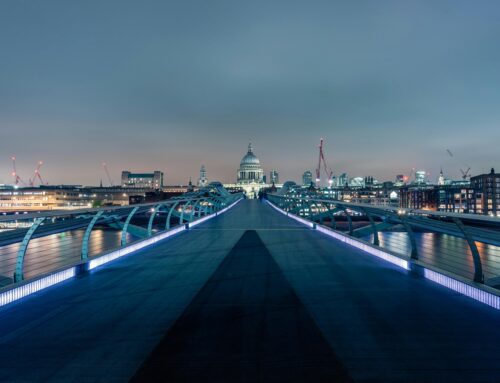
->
[0, 200, 499, 382]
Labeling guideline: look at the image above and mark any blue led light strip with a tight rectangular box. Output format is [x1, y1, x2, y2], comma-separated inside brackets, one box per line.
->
[424, 269, 500, 310]
[266, 200, 500, 310]
[88, 225, 186, 270]
[0, 197, 242, 309]
[266, 200, 314, 228]
[89, 198, 242, 270]
[315, 225, 409, 270]
[0, 268, 75, 308]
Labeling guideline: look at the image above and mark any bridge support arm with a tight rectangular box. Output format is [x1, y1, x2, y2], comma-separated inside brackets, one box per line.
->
[339, 205, 353, 235]
[14, 217, 46, 282]
[180, 201, 194, 224]
[81, 210, 104, 260]
[190, 199, 206, 221]
[327, 206, 338, 230]
[165, 202, 180, 230]
[364, 209, 380, 246]
[453, 218, 484, 283]
[121, 206, 139, 246]
[148, 204, 165, 237]
[400, 216, 419, 260]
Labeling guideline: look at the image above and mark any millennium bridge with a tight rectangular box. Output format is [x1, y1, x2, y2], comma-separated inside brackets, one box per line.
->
[0, 183, 500, 382]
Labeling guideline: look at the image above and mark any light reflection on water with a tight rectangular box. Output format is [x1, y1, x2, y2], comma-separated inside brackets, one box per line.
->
[0, 229, 134, 281]
[365, 231, 500, 280]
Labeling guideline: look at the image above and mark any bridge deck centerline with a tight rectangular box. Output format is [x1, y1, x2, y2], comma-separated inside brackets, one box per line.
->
[0, 199, 499, 382]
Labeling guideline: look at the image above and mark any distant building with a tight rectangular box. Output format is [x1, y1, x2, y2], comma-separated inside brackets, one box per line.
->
[337, 173, 348, 187]
[395, 174, 405, 186]
[198, 165, 208, 187]
[364, 176, 374, 186]
[302, 171, 313, 186]
[438, 183, 474, 213]
[470, 168, 500, 216]
[121, 171, 163, 189]
[400, 181, 474, 213]
[270, 170, 279, 184]
[399, 185, 438, 210]
[187, 178, 194, 192]
[414, 170, 427, 185]
[237, 143, 264, 184]
[349, 177, 365, 188]
[438, 169, 445, 186]
[236, 143, 265, 198]
[0, 186, 138, 211]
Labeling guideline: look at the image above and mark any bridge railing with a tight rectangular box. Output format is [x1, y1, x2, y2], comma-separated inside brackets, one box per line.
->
[267, 194, 500, 286]
[0, 188, 242, 287]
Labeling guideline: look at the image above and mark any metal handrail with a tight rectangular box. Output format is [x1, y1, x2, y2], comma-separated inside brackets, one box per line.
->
[0, 195, 219, 223]
[276, 195, 500, 225]
[268, 194, 500, 284]
[1, 187, 242, 284]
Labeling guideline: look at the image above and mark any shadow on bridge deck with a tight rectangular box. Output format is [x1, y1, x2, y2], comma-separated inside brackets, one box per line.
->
[0, 199, 499, 382]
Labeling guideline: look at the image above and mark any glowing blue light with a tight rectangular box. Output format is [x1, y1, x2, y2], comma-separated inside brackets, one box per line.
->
[267, 200, 408, 269]
[90, 198, 242, 270]
[189, 198, 241, 228]
[316, 225, 409, 270]
[268, 199, 500, 311]
[424, 269, 500, 310]
[0, 268, 75, 308]
[89, 225, 187, 270]
[0, 197, 243, 310]
[266, 200, 314, 228]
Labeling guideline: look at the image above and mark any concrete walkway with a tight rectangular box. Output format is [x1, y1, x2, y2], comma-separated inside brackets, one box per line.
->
[0, 200, 499, 382]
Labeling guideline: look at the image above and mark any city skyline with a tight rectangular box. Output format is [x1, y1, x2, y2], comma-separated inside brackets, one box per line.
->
[0, 141, 495, 187]
[1, 1, 499, 185]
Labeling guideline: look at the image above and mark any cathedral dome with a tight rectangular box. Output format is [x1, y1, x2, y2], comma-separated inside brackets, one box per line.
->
[240, 143, 260, 167]
[237, 143, 264, 185]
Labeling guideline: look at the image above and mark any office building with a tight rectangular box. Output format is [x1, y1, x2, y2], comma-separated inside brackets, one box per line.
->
[121, 171, 163, 189]
[270, 170, 279, 184]
[302, 171, 313, 186]
[470, 168, 500, 216]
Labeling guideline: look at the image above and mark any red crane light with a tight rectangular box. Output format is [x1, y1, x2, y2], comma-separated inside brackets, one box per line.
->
[315, 138, 333, 187]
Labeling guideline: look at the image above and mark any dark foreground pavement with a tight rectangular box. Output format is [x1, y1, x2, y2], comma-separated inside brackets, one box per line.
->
[0, 200, 499, 382]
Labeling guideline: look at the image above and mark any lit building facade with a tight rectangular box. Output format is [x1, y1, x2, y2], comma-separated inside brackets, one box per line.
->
[470, 168, 500, 216]
[236, 143, 266, 198]
[121, 171, 163, 189]
[337, 173, 348, 187]
[270, 170, 279, 184]
[400, 182, 473, 213]
[302, 171, 313, 186]
[0, 187, 133, 211]
[198, 165, 208, 187]
[399, 186, 438, 210]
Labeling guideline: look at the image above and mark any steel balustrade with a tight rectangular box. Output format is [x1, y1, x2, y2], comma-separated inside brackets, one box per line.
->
[121, 206, 139, 246]
[165, 202, 180, 230]
[0, 184, 242, 285]
[81, 210, 105, 260]
[453, 218, 484, 283]
[267, 194, 500, 285]
[14, 218, 46, 282]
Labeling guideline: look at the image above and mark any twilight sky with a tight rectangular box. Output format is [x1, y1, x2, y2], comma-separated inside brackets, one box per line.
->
[0, 0, 499, 186]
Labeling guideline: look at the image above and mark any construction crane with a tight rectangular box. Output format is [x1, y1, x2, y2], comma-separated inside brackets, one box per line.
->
[315, 138, 333, 187]
[29, 161, 46, 186]
[102, 162, 114, 186]
[10, 156, 26, 186]
[446, 149, 471, 180]
[404, 168, 415, 184]
[460, 167, 471, 180]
